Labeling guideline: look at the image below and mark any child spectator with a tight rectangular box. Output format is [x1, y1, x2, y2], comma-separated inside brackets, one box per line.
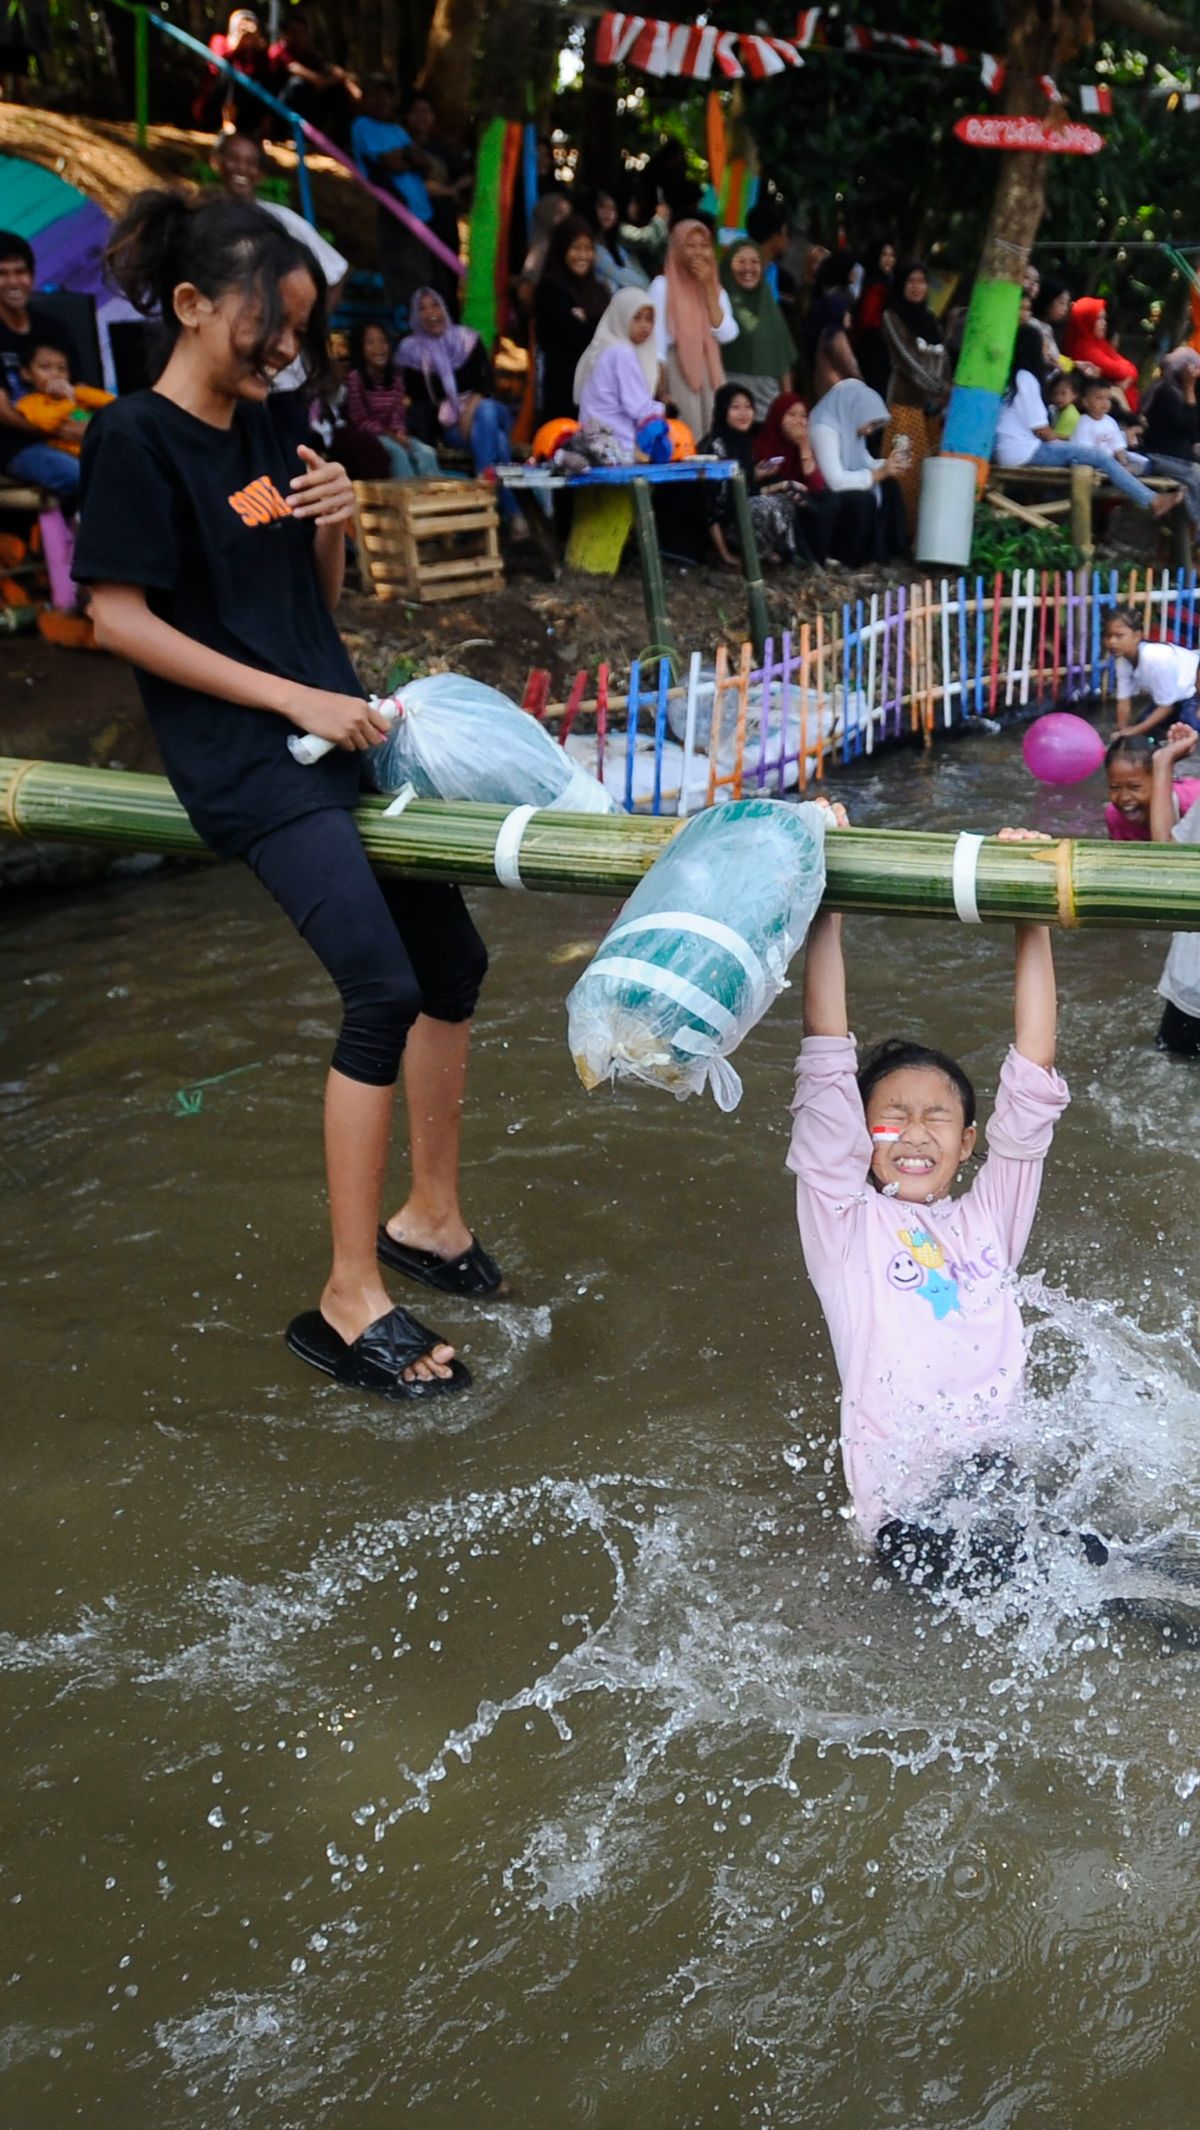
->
[1149, 724, 1200, 1055]
[1047, 370, 1081, 439]
[1105, 605, 1200, 738]
[0, 228, 81, 501]
[14, 341, 111, 458]
[698, 382, 797, 568]
[1103, 729, 1200, 841]
[397, 288, 525, 535]
[1072, 378, 1148, 473]
[344, 321, 439, 478]
[569, 288, 663, 465]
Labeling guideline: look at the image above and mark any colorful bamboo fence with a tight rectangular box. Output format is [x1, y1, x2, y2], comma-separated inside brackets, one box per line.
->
[526, 565, 1200, 815]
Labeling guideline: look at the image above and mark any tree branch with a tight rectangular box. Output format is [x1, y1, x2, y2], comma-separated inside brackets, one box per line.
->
[1097, 0, 1200, 54]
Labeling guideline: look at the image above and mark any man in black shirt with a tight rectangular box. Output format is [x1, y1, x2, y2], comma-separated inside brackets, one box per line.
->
[0, 229, 81, 499]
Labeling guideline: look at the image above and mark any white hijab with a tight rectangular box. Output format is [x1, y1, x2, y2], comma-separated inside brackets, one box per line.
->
[809, 378, 890, 475]
[574, 287, 658, 406]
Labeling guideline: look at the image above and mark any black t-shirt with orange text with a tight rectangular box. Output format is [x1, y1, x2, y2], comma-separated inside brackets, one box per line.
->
[74, 390, 364, 855]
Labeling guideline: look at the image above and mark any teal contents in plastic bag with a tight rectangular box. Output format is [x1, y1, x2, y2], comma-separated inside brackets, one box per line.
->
[566, 798, 828, 1111]
[364, 672, 616, 814]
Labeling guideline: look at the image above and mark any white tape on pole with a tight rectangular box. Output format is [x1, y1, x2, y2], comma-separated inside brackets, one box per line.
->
[951, 830, 985, 924]
[493, 804, 538, 890]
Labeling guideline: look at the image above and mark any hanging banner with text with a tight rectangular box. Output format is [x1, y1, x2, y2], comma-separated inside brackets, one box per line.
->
[953, 114, 1105, 154]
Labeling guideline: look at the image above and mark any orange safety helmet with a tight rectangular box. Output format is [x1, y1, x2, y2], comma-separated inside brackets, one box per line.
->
[665, 417, 696, 461]
[531, 417, 580, 461]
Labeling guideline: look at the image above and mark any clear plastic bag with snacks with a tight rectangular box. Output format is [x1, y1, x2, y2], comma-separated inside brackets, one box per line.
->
[566, 797, 828, 1111]
[363, 672, 616, 814]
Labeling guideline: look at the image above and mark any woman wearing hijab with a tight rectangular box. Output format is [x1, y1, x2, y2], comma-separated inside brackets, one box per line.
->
[697, 381, 797, 566]
[852, 239, 896, 398]
[1063, 296, 1141, 410]
[808, 378, 908, 563]
[719, 240, 796, 420]
[648, 219, 738, 441]
[881, 259, 950, 535]
[533, 215, 610, 422]
[397, 288, 524, 529]
[993, 323, 1179, 521]
[572, 288, 663, 462]
[753, 391, 842, 564]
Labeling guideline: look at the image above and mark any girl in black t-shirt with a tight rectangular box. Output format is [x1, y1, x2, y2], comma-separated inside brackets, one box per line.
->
[75, 191, 501, 1402]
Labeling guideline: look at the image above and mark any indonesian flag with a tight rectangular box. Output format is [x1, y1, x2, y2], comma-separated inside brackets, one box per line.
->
[1079, 83, 1113, 116]
[980, 53, 1005, 95]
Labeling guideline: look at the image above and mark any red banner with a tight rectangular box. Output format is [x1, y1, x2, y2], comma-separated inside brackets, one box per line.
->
[953, 114, 1104, 153]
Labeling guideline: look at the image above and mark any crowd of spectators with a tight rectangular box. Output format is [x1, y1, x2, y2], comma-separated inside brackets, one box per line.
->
[10, 38, 1200, 587]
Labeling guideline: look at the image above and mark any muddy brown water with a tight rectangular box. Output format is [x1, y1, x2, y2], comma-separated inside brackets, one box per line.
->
[3, 728, 1199, 2129]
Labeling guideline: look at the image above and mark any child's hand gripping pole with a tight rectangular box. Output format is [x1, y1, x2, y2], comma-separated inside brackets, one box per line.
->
[288, 692, 402, 766]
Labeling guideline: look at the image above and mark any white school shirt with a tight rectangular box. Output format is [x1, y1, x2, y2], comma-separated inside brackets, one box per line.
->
[647, 275, 737, 366]
[993, 369, 1049, 468]
[1115, 639, 1200, 707]
[261, 200, 348, 394]
[1073, 409, 1149, 471]
[1158, 797, 1200, 1017]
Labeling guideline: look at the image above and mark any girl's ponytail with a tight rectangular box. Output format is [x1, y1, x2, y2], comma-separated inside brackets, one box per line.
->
[105, 188, 194, 319]
[103, 188, 330, 387]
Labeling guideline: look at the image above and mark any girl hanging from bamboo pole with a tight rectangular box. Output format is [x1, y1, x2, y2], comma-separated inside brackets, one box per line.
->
[73, 190, 502, 1403]
[790, 809, 1199, 1624]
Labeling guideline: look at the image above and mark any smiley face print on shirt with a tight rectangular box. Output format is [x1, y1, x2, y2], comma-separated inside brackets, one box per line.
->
[885, 1227, 962, 1320]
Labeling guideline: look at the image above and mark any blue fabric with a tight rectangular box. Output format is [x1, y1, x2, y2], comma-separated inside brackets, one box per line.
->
[378, 435, 440, 479]
[1028, 438, 1156, 511]
[350, 117, 432, 223]
[446, 399, 517, 521]
[6, 441, 81, 497]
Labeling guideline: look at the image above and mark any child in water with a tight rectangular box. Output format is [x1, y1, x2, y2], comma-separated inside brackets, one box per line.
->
[790, 825, 1069, 1588]
[790, 819, 1200, 1621]
[1104, 728, 1200, 841]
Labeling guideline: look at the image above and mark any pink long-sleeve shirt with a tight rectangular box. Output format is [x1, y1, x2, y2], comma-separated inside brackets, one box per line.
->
[787, 1035, 1069, 1540]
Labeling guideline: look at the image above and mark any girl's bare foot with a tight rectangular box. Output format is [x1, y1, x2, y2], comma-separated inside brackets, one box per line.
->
[1151, 487, 1184, 519]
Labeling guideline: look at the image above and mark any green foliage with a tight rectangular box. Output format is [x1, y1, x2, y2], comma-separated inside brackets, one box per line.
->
[969, 509, 1081, 577]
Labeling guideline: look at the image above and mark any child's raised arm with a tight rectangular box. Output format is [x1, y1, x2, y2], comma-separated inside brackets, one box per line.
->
[803, 911, 849, 1037]
[803, 801, 851, 1037]
[1149, 723, 1199, 843]
[995, 828, 1056, 1068]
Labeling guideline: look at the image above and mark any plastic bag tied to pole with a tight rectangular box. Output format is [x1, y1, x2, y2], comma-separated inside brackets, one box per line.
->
[566, 797, 828, 1112]
[361, 672, 617, 814]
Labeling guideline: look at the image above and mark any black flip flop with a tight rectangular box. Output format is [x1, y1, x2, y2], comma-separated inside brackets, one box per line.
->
[285, 1305, 471, 1400]
[376, 1226, 504, 1297]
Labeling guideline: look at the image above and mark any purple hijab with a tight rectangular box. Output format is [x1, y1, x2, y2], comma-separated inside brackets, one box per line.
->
[396, 288, 479, 419]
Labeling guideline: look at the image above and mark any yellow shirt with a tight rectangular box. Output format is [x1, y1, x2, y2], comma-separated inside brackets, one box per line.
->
[14, 383, 114, 457]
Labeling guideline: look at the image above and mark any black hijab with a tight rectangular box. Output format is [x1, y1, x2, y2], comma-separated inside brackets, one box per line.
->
[704, 383, 758, 472]
[542, 215, 609, 323]
[885, 259, 943, 344]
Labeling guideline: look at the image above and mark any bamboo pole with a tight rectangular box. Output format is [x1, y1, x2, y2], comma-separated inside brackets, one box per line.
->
[4, 759, 1200, 928]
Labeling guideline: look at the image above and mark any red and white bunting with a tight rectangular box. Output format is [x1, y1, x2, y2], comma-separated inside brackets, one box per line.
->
[1079, 83, 1113, 116]
[593, 10, 1122, 115]
[596, 10, 804, 79]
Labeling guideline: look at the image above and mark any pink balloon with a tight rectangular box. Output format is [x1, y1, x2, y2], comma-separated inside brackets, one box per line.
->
[1022, 711, 1107, 786]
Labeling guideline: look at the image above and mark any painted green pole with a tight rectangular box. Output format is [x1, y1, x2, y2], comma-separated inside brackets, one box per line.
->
[135, 6, 149, 148]
[632, 477, 678, 672]
[941, 274, 1023, 473]
[462, 116, 507, 342]
[729, 467, 769, 658]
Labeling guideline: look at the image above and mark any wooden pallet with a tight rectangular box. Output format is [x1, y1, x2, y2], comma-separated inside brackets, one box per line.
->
[352, 478, 504, 603]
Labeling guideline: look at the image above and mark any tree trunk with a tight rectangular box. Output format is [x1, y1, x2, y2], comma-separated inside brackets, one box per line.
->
[940, 0, 1062, 473]
[417, 0, 486, 144]
[575, 26, 621, 189]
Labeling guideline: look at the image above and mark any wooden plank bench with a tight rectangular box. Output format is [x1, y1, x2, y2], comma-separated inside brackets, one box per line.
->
[352, 477, 504, 604]
[984, 462, 1190, 565]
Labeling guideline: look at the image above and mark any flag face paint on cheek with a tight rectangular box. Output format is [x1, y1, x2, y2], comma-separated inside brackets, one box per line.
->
[871, 1126, 902, 1144]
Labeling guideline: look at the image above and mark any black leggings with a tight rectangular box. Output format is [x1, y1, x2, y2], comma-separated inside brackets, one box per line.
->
[244, 807, 488, 1087]
[1157, 999, 1200, 1057]
[875, 1452, 1109, 1597]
